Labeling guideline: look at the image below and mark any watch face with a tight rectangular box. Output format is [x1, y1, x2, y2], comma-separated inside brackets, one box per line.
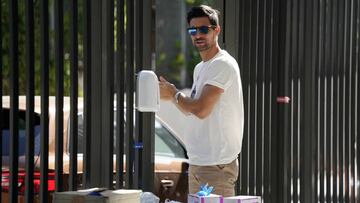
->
[175, 92, 183, 103]
[191, 88, 196, 98]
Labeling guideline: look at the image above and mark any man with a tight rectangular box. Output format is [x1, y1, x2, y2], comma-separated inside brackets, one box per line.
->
[159, 5, 244, 197]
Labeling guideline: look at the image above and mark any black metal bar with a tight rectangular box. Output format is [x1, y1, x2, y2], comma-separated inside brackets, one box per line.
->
[350, 1, 358, 202]
[248, 0, 257, 194]
[101, 0, 114, 188]
[115, 0, 125, 189]
[235, 0, 244, 195]
[261, 0, 271, 197]
[290, 0, 297, 199]
[269, 0, 280, 201]
[339, 0, 346, 201]
[140, 113, 155, 190]
[277, 0, 292, 202]
[357, 0, 360, 197]
[69, 0, 78, 191]
[355, 1, 360, 201]
[324, 0, 332, 201]
[89, 0, 102, 187]
[240, 0, 250, 195]
[300, 0, 316, 202]
[0, 1, 2, 200]
[297, 7, 302, 203]
[262, 0, 274, 201]
[312, 1, 320, 202]
[346, 1, 352, 200]
[83, 0, 92, 189]
[332, 1, 340, 202]
[336, 1, 342, 202]
[9, 0, 19, 202]
[221, 0, 226, 48]
[140, 0, 155, 192]
[54, 0, 64, 192]
[336, 1, 346, 203]
[288, 0, 295, 198]
[134, 0, 143, 189]
[40, 0, 50, 201]
[25, 0, 35, 201]
[313, 2, 319, 202]
[125, 0, 134, 189]
[318, 0, 326, 201]
[234, 0, 241, 195]
[343, 1, 351, 202]
[255, 0, 264, 197]
[330, 1, 339, 202]
[294, 0, 303, 201]
[243, 1, 253, 194]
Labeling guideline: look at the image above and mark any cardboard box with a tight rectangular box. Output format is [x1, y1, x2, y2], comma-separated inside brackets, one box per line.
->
[53, 188, 142, 203]
[223, 195, 261, 203]
[187, 194, 223, 203]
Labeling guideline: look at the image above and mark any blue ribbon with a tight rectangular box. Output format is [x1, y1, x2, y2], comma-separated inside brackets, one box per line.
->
[196, 183, 213, 196]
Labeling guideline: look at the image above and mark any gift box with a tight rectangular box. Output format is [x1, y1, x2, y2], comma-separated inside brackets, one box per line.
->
[223, 195, 261, 203]
[188, 194, 223, 203]
[53, 188, 142, 203]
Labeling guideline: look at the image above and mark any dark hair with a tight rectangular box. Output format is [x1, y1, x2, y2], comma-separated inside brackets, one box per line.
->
[187, 5, 220, 26]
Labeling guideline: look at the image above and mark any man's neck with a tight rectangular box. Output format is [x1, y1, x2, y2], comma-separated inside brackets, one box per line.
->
[200, 45, 220, 62]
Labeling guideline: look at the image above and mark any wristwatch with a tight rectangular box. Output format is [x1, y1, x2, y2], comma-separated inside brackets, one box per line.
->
[174, 91, 184, 104]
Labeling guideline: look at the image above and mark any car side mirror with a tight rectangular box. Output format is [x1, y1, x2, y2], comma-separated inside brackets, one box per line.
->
[136, 70, 160, 112]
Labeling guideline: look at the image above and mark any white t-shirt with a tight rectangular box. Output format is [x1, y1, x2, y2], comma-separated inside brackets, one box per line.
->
[185, 49, 244, 166]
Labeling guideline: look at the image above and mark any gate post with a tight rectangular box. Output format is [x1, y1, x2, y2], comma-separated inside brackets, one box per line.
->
[300, 0, 316, 202]
[87, 0, 103, 187]
[135, 0, 156, 192]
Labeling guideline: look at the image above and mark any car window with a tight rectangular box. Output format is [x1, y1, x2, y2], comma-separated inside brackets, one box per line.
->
[70, 112, 186, 159]
[1, 109, 41, 156]
[155, 121, 186, 159]
[67, 113, 85, 153]
[76, 113, 84, 153]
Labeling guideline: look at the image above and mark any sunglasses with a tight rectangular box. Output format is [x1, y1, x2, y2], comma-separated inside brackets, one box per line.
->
[187, 25, 216, 36]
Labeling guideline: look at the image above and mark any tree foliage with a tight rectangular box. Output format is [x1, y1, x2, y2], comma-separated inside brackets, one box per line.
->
[1, 0, 84, 96]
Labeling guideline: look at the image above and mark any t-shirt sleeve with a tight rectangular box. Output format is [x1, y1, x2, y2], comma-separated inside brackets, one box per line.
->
[204, 60, 235, 90]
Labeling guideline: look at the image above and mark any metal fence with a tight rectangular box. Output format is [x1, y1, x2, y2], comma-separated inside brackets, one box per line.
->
[1, 0, 155, 202]
[219, 0, 359, 202]
[1, 0, 359, 203]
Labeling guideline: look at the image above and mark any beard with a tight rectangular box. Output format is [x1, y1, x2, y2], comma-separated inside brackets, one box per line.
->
[196, 44, 210, 52]
[193, 39, 211, 52]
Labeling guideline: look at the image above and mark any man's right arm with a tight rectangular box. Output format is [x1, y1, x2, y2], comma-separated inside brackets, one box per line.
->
[174, 84, 223, 119]
[159, 76, 223, 119]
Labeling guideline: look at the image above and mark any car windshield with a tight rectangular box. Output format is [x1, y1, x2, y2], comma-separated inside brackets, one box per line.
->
[69, 113, 187, 159]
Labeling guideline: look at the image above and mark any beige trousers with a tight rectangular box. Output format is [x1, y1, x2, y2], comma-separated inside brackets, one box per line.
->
[188, 159, 239, 197]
